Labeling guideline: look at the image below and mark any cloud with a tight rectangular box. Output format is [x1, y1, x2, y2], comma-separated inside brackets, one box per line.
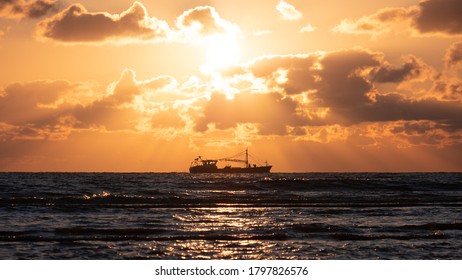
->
[151, 107, 186, 129]
[194, 91, 306, 135]
[444, 41, 462, 68]
[332, 7, 412, 36]
[345, 94, 462, 130]
[0, 79, 98, 140]
[375, 120, 462, 148]
[253, 30, 272, 36]
[371, 55, 433, 83]
[194, 47, 458, 140]
[70, 69, 177, 131]
[333, 0, 462, 37]
[1, 48, 461, 148]
[216, 48, 462, 140]
[313, 49, 381, 109]
[35, 1, 170, 43]
[300, 24, 316, 33]
[71, 101, 142, 131]
[0, 72, 133, 136]
[245, 53, 319, 95]
[0, 68, 193, 140]
[35, 2, 239, 44]
[276, 0, 302, 21]
[0, 0, 58, 19]
[0, 79, 93, 126]
[107, 69, 141, 104]
[176, 6, 238, 38]
[413, 0, 462, 35]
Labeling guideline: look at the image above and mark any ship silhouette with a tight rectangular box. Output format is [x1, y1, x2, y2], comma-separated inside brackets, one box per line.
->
[189, 148, 272, 173]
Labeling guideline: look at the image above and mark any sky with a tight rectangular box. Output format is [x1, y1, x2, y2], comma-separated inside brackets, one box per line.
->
[0, 0, 461, 172]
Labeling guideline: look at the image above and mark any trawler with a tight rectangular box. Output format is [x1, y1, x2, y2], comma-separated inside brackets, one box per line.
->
[189, 149, 272, 173]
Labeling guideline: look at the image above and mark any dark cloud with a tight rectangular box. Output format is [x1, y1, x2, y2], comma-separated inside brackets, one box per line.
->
[445, 41, 462, 68]
[390, 121, 438, 135]
[433, 79, 462, 100]
[314, 50, 461, 128]
[340, 94, 462, 129]
[334, 0, 462, 36]
[0, 0, 58, 19]
[413, 0, 462, 35]
[371, 56, 432, 83]
[246, 49, 382, 107]
[219, 48, 462, 136]
[315, 49, 380, 108]
[35, 2, 238, 44]
[36, 2, 169, 43]
[387, 120, 462, 147]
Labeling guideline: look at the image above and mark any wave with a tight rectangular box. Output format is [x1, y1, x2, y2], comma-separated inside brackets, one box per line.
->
[289, 221, 461, 241]
[3, 222, 455, 243]
[333, 232, 446, 241]
[291, 223, 354, 233]
[0, 228, 288, 243]
[399, 222, 462, 231]
[1, 200, 460, 209]
[1, 194, 461, 208]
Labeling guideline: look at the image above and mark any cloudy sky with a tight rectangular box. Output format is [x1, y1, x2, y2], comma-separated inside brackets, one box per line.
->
[1, 0, 461, 171]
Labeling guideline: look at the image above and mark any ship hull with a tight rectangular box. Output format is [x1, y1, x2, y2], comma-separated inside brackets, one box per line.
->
[189, 165, 272, 173]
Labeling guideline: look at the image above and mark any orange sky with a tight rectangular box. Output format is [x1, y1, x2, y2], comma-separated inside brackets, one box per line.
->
[1, 0, 462, 172]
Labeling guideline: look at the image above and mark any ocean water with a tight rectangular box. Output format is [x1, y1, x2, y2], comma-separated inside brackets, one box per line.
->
[0, 172, 461, 259]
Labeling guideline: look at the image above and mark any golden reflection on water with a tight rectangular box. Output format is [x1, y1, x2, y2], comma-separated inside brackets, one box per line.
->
[171, 240, 281, 260]
[177, 207, 273, 233]
[171, 207, 279, 259]
[141, 205, 337, 259]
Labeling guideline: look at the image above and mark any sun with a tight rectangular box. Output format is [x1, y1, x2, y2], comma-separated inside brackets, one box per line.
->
[203, 34, 240, 70]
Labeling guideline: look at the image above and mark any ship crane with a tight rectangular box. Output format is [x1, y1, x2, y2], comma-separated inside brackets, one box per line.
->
[219, 158, 247, 168]
[218, 148, 250, 167]
[220, 159, 246, 163]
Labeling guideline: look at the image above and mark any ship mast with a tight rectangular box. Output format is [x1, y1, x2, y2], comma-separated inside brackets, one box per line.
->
[245, 148, 249, 168]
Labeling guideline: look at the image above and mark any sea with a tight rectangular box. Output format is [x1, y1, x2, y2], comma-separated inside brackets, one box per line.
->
[0, 172, 461, 260]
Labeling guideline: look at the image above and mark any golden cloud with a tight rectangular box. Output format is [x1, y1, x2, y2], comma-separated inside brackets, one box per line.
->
[1, 47, 461, 148]
[176, 6, 239, 38]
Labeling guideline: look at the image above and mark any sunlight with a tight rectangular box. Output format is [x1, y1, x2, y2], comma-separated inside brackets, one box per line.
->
[204, 34, 240, 70]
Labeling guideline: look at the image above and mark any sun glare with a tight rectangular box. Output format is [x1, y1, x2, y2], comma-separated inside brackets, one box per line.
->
[204, 35, 240, 70]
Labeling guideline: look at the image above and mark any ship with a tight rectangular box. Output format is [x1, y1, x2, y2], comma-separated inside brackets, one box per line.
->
[189, 149, 272, 173]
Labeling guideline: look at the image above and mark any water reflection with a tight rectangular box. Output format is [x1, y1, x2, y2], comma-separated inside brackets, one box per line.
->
[169, 207, 280, 259]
